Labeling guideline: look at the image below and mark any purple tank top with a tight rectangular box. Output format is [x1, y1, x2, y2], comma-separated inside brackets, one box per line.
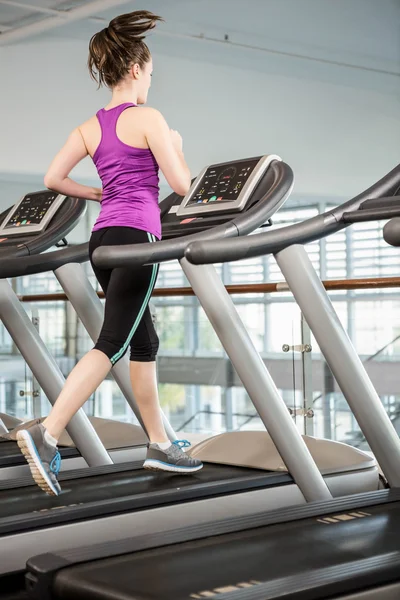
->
[92, 103, 161, 240]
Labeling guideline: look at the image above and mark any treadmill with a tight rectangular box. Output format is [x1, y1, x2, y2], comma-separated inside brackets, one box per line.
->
[0, 191, 171, 480]
[23, 165, 400, 599]
[0, 154, 309, 581]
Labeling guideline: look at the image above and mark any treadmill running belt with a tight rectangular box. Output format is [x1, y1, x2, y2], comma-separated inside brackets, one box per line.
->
[52, 500, 400, 600]
[0, 464, 291, 535]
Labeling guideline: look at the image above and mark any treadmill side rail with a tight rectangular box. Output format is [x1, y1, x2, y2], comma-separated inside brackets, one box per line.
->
[26, 553, 71, 600]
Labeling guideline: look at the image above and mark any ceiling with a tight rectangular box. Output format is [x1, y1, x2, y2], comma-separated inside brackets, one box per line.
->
[0, 0, 399, 78]
[0, 0, 130, 40]
[0, 0, 89, 29]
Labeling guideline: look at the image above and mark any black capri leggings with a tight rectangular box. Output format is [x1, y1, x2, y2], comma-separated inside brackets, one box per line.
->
[89, 226, 160, 365]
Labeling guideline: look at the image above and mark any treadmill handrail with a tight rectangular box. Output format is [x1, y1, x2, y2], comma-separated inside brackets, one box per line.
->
[0, 242, 89, 279]
[0, 161, 293, 278]
[342, 205, 400, 223]
[0, 196, 87, 260]
[92, 161, 294, 269]
[359, 195, 400, 210]
[184, 162, 400, 265]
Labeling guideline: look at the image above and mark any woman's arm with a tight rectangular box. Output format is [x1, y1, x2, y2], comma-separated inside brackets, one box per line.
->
[143, 109, 191, 197]
[44, 128, 102, 202]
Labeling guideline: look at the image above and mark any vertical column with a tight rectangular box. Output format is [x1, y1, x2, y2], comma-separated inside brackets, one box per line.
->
[300, 315, 314, 436]
[30, 307, 42, 419]
[323, 363, 334, 440]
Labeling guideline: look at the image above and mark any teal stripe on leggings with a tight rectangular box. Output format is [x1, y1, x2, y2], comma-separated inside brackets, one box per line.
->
[110, 232, 157, 365]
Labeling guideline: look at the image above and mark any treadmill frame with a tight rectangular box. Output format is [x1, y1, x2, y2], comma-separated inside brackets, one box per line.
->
[0, 464, 376, 576]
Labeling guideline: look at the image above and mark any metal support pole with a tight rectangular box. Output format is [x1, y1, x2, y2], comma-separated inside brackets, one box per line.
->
[323, 362, 334, 440]
[30, 307, 42, 418]
[18, 308, 43, 418]
[54, 263, 177, 441]
[223, 388, 234, 433]
[275, 244, 400, 488]
[301, 315, 314, 436]
[0, 417, 7, 435]
[224, 360, 235, 431]
[0, 279, 111, 467]
[180, 257, 332, 502]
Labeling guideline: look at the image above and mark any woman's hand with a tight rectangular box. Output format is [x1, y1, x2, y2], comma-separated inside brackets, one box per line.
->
[93, 187, 103, 202]
[170, 129, 183, 153]
[144, 108, 191, 196]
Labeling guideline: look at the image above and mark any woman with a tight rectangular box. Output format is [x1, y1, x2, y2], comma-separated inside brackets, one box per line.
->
[16, 10, 203, 496]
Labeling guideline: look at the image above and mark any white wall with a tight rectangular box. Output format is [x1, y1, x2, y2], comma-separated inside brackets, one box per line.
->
[0, 0, 399, 213]
[0, 178, 42, 208]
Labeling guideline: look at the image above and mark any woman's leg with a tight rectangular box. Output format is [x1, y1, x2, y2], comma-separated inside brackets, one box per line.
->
[43, 229, 113, 440]
[44, 227, 166, 442]
[129, 361, 168, 443]
[16, 229, 116, 495]
[42, 350, 112, 440]
[18, 228, 201, 494]
[128, 304, 203, 473]
[128, 304, 168, 443]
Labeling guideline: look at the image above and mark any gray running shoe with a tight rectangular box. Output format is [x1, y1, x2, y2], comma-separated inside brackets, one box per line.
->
[16, 423, 61, 496]
[143, 440, 203, 474]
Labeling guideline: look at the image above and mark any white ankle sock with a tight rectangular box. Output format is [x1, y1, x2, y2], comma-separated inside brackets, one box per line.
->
[155, 440, 171, 450]
[44, 429, 58, 447]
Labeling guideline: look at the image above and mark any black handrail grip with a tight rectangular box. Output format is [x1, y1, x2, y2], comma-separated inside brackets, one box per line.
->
[342, 206, 400, 223]
[384, 217, 400, 247]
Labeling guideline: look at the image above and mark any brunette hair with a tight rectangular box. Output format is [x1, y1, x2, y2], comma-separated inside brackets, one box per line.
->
[88, 10, 163, 88]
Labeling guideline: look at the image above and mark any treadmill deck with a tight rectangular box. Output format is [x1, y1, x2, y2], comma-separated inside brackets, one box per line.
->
[51, 496, 400, 600]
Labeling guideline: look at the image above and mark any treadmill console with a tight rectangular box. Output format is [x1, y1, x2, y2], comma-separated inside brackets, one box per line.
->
[176, 155, 280, 217]
[0, 191, 66, 237]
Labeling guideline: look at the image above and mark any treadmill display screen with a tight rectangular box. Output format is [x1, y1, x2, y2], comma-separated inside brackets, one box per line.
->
[4, 192, 59, 229]
[187, 158, 260, 206]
